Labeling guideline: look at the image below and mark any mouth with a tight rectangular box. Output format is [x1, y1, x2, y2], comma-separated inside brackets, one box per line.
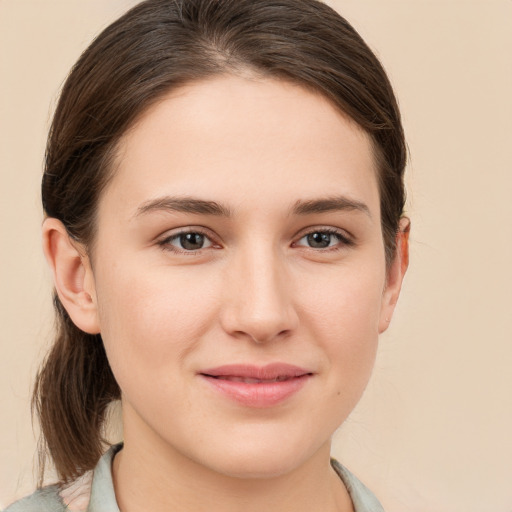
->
[198, 363, 313, 407]
[207, 375, 298, 383]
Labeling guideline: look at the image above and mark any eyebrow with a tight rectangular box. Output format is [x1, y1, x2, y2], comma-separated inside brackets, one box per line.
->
[292, 196, 371, 218]
[135, 196, 232, 218]
[134, 194, 371, 219]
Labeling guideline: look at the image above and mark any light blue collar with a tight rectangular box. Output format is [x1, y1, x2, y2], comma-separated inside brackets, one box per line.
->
[87, 444, 122, 512]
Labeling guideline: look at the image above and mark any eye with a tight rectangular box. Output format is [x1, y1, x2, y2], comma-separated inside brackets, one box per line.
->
[295, 229, 352, 250]
[159, 230, 215, 253]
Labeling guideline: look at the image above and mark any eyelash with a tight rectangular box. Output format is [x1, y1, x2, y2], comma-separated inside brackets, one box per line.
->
[293, 228, 354, 252]
[157, 228, 217, 255]
[157, 227, 354, 255]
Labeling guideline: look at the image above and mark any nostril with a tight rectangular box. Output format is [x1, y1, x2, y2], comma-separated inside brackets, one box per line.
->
[218, 273, 299, 343]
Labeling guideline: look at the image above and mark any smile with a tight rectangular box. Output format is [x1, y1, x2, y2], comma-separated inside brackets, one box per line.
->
[199, 363, 313, 408]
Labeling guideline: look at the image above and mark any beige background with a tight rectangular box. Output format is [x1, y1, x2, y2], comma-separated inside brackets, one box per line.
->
[1, 1, 511, 510]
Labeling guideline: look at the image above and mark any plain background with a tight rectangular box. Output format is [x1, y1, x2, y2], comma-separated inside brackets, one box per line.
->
[1, 1, 511, 511]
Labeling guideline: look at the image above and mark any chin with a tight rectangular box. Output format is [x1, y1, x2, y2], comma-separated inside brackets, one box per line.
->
[187, 430, 329, 480]
[208, 455, 305, 480]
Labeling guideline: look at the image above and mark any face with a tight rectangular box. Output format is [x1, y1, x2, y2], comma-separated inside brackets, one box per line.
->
[85, 75, 403, 478]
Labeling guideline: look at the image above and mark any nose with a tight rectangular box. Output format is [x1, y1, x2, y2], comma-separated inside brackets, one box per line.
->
[219, 246, 299, 344]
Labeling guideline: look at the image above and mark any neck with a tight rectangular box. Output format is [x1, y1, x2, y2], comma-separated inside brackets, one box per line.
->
[112, 419, 353, 512]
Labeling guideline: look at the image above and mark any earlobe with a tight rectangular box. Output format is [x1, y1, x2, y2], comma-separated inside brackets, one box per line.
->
[42, 218, 100, 334]
[378, 217, 410, 333]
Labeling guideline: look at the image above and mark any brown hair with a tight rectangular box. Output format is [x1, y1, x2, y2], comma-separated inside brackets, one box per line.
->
[34, 0, 406, 484]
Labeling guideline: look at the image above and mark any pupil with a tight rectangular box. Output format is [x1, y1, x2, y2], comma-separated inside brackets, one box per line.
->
[307, 232, 330, 248]
[180, 233, 204, 250]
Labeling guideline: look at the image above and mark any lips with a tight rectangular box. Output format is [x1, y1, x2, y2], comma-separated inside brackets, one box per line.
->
[199, 363, 313, 407]
[215, 375, 293, 383]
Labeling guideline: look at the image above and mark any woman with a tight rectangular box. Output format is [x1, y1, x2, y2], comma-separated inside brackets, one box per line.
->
[5, 0, 409, 510]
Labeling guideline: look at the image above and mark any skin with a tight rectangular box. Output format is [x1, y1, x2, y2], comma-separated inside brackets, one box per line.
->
[43, 74, 409, 512]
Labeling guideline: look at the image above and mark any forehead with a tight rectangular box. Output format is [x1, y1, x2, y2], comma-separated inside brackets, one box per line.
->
[105, 74, 379, 218]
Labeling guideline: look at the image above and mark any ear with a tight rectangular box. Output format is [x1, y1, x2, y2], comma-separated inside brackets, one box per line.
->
[379, 217, 410, 333]
[42, 218, 100, 334]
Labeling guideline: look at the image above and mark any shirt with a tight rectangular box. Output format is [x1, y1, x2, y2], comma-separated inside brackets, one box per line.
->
[3, 444, 385, 512]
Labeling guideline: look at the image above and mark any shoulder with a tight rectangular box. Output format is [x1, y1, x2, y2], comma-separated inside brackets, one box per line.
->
[331, 459, 386, 512]
[3, 469, 94, 512]
[3, 485, 66, 512]
[3, 445, 120, 512]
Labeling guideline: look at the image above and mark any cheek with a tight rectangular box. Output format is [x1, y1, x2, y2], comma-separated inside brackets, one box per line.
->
[298, 262, 385, 387]
[94, 262, 220, 386]
[300, 258, 385, 336]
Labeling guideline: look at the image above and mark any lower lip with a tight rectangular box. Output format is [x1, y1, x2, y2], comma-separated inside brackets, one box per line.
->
[200, 375, 311, 408]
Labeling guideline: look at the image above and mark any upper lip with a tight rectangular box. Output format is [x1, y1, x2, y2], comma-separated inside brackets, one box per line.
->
[199, 363, 312, 381]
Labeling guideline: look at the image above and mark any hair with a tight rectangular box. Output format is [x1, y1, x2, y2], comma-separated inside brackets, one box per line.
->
[34, 0, 406, 484]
